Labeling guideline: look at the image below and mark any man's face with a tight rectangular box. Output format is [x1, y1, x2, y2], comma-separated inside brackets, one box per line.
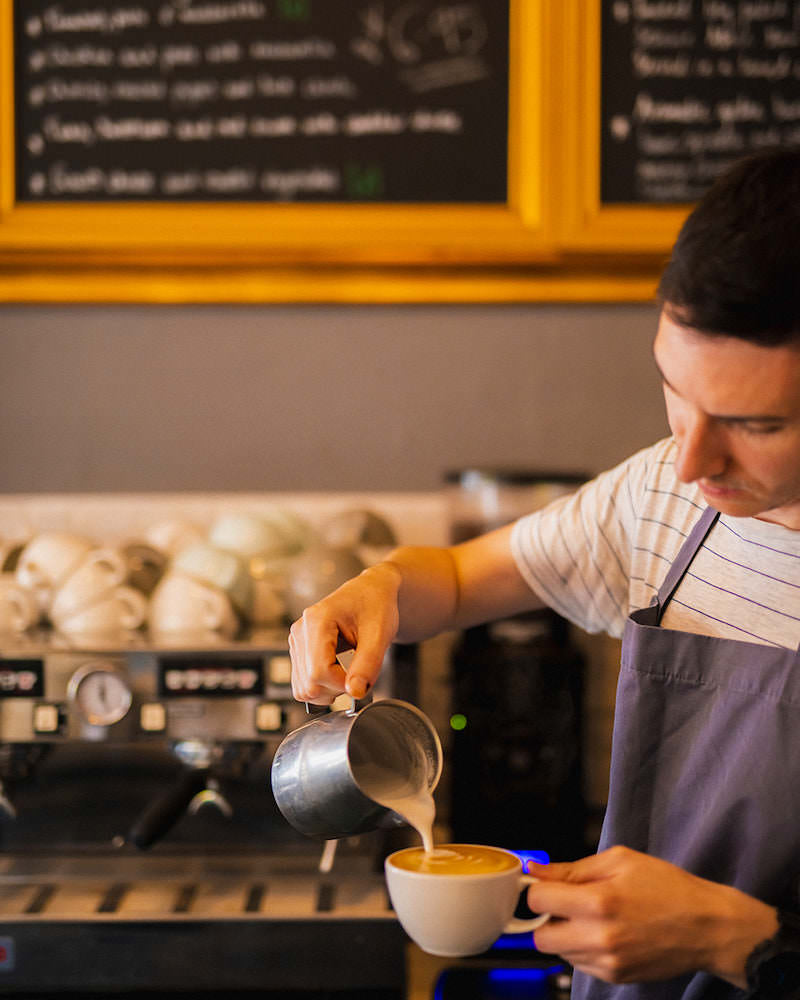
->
[654, 309, 800, 529]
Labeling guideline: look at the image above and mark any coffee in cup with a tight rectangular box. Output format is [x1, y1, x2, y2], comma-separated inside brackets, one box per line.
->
[390, 843, 519, 875]
[385, 843, 549, 957]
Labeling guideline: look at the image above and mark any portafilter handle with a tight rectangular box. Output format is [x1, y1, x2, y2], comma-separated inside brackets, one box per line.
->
[188, 779, 233, 818]
[126, 767, 209, 850]
[0, 780, 16, 820]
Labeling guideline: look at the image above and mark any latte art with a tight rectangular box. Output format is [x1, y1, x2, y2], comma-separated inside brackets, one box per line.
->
[390, 844, 519, 875]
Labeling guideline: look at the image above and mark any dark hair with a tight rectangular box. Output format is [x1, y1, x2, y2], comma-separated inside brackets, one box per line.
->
[657, 146, 800, 346]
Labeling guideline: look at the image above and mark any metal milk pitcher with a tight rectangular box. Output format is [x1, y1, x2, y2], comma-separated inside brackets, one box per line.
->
[270, 697, 442, 840]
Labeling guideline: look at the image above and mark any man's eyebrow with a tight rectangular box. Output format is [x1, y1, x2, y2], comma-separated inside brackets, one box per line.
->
[652, 356, 787, 424]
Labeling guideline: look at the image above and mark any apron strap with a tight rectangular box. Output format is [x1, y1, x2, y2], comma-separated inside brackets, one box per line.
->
[655, 505, 720, 623]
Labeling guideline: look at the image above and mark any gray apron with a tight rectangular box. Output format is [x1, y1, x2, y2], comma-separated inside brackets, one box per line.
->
[572, 506, 800, 1000]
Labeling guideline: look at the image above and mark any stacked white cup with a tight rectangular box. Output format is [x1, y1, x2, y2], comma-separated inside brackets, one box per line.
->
[48, 547, 147, 633]
[148, 540, 251, 637]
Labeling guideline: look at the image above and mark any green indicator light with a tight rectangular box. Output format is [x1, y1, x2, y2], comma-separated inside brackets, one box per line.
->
[450, 713, 467, 731]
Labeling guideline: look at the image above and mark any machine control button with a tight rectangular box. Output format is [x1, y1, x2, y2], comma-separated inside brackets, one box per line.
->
[33, 702, 60, 734]
[139, 702, 166, 732]
[255, 702, 283, 732]
[268, 655, 292, 685]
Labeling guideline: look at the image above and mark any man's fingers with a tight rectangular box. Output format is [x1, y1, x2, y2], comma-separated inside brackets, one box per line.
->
[288, 610, 388, 703]
[533, 917, 599, 961]
[529, 848, 623, 884]
[526, 850, 629, 920]
[344, 634, 389, 699]
[288, 613, 343, 703]
[527, 880, 601, 922]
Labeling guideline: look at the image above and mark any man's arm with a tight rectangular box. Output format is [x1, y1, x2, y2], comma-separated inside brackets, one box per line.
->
[393, 524, 547, 641]
[289, 523, 544, 704]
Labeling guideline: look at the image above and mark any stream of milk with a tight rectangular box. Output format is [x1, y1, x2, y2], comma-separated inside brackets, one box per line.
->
[353, 753, 436, 853]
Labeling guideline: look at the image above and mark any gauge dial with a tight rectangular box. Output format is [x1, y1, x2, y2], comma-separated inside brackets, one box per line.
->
[67, 663, 132, 726]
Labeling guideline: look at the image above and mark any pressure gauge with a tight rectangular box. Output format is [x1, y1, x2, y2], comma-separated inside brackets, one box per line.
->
[67, 662, 133, 727]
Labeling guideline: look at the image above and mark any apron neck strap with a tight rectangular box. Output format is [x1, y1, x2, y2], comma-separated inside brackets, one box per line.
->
[655, 506, 720, 622]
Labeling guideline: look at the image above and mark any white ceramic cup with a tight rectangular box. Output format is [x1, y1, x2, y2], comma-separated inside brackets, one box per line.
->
[143, 519, 205, 558]
[385, 844, 550, 957]
[209, 511, 283, 559]
[250, 574, 288, 627]
[253, 506, 314, 556]
[148, 572, 239, 636]
[284, 544, 365, 622]
[248, 553, 293, 627]
[320, 509, 398, 567]
[172, 542, 253, 616]
[55, 585, 148, 633]
[0, 574, 39, 631]
[15, 532, 95, 611]
[50, 547, 128, 623]
[320, 508, 397, 549]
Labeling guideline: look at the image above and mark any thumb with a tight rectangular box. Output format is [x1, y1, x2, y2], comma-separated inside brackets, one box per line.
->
[340, 644, 385, 700]
[528, 852, 615, 884]
[528, 860, 577, 882]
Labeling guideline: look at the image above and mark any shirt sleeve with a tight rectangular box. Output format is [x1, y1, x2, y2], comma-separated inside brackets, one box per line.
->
[510, 443, 660, 637]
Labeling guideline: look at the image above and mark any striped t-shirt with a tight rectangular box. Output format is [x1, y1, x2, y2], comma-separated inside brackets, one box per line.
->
[510, 437, 800, 649]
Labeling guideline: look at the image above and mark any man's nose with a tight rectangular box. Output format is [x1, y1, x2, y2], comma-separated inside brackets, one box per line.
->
[674, 416, 726, 483]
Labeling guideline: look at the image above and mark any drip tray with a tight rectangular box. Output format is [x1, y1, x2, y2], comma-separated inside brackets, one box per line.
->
[0, 853, 405, 995]
[0, 852, 394, 920]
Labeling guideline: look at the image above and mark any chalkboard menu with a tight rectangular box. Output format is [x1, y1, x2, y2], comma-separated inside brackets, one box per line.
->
[13, 0, 509, 203]
[602, 0, 800, 204]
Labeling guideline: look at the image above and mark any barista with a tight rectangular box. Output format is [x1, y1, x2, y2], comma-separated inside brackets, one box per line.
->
[289, 147, 800, 1000]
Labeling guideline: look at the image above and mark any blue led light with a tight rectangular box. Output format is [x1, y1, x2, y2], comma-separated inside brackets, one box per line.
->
[491, 932, 539, 950]
[434, 965, 568, 1000]
[509, 849, 550, 870]
[487, 965, 564, 983]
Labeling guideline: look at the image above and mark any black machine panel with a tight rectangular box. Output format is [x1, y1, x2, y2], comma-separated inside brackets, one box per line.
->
[449, 611, 587, 862]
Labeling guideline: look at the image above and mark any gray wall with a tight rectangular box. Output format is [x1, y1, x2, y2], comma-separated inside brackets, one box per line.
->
[0, 303, 668, 493]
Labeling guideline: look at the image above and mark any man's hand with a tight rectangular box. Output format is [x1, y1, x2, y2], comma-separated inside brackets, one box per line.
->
[289, 561, 402, 704]
[527, 845, 778, 986]
[288, 529, 541, 706]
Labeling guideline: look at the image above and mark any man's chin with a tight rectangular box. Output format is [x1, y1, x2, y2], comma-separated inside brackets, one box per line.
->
[700, 489, 800, 525]
[699, 484, 758, 515]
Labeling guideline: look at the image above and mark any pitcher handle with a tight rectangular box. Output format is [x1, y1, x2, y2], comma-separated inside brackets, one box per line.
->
[305, 648, 368, 716]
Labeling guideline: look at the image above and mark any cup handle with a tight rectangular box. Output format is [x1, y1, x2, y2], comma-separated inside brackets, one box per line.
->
[201, 588, 229, 629]
[116, 586, 148, 629]
[85, 547, 128, 586]
[19, 562, 47, 589]
[503, 874, 551, 934]
[6, 589, 35, 630]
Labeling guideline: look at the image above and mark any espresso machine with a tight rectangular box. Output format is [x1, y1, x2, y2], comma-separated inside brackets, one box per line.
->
[0, 627, 413, 998]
